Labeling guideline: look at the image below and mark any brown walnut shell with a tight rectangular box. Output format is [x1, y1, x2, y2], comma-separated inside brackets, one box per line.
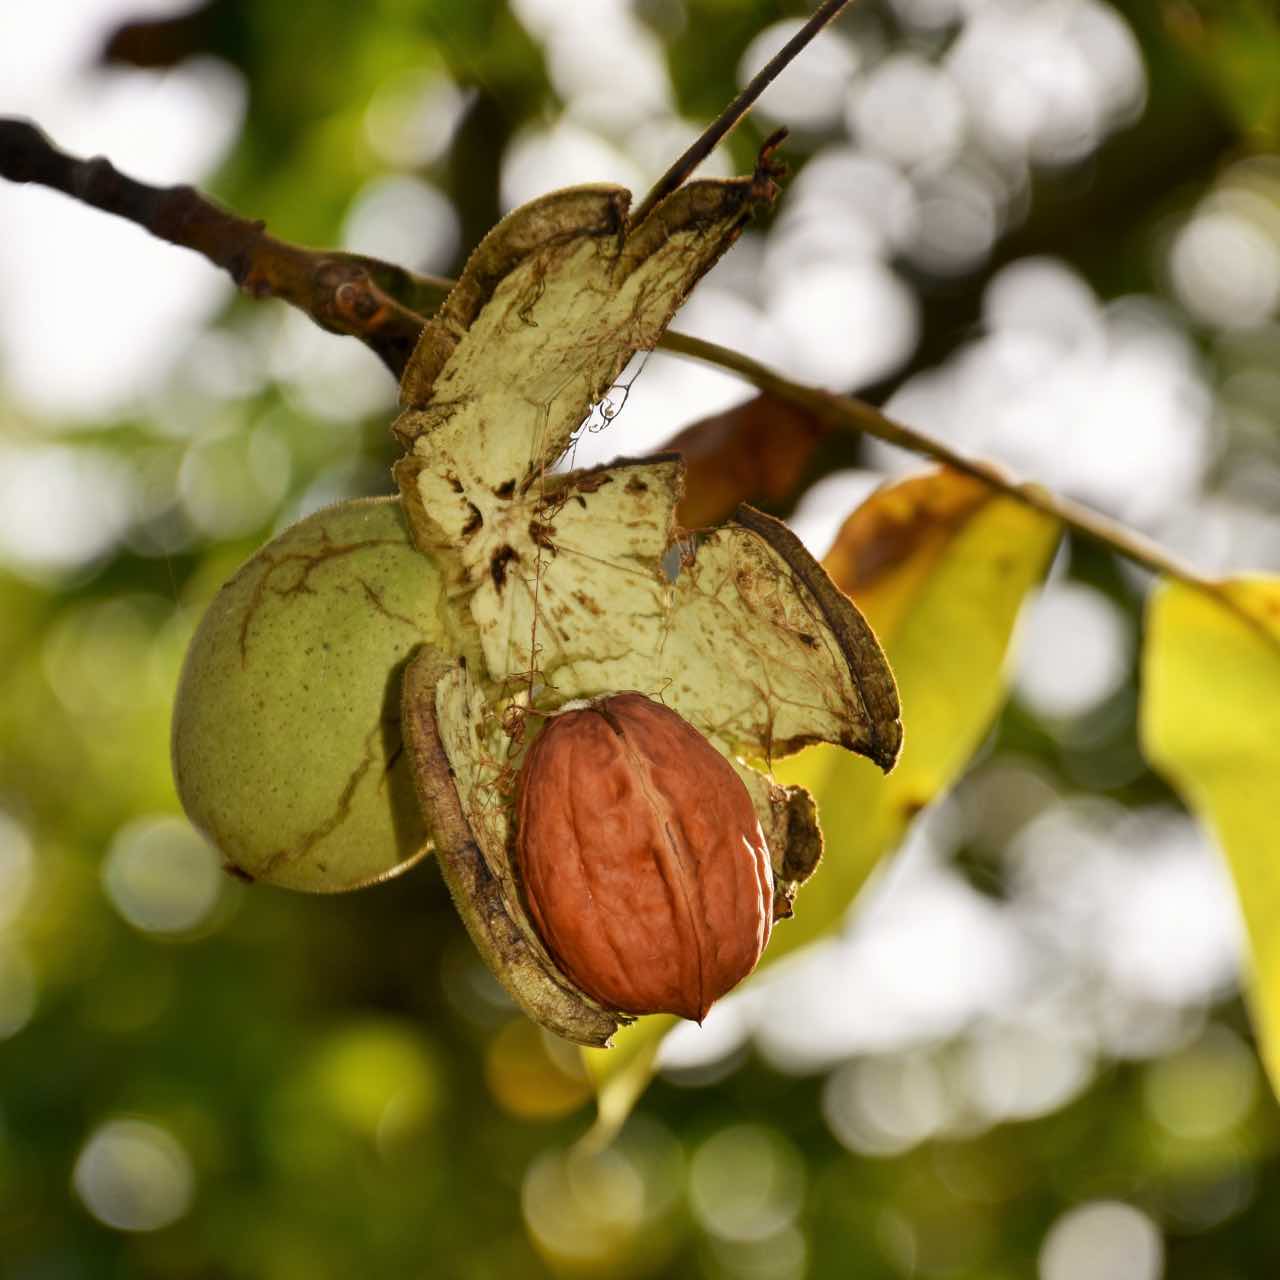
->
[515, 692, 773, 1021]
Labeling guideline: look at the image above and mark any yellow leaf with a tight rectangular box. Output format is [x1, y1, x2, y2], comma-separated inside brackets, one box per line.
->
[768, 469, 1062, 961]
[581, 1017, 672, 1146]
[584, 468, 1060, 1126]
[1141, 576, 1280, 1096]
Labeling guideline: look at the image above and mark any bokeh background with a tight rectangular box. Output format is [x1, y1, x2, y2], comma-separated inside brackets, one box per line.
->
[4, 1, 1280, 1276]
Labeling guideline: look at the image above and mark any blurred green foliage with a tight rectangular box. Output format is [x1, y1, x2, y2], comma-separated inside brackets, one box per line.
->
[4, 2, 1280, 1278]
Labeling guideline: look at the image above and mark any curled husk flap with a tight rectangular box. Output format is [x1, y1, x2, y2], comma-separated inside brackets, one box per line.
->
[391, 166, 780, 562]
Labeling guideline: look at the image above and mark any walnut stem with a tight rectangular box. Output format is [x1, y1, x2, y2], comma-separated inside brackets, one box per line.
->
[627, 0, 855, 230]
[0, 116, 1262, 643]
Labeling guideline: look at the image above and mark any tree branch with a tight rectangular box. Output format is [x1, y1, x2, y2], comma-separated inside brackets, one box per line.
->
[0, 116, 447, 376]
[659, 333, 1280, 652]
[657, 332, 1209, 585]
[1, 115, 1261, 643]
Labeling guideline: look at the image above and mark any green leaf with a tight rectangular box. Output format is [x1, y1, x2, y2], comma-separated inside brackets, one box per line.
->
[584, 468, 1061, 1126]
[1141, 575, 1280, 1096]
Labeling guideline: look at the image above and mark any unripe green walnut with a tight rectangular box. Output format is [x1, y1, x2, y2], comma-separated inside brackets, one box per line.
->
[172, 497, 448, 891]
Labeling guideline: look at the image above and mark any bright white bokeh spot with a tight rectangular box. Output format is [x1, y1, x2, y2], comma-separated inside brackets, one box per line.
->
[102, 815, 224, 935]
[850, 54, 966, 170]
[623, 116, 736, 187]
[754, 793, 1244, 1077]
[696, 230, 769, 303]
[960, 1023, 1094, 1123]
[18, 56, 246, 187]
[772, 149, 919, 266]
[791, 149, 920, 247]
[879, 268, 1210, 529]
[1169, 208, 1280, 330]
[512, 0, 688, 153]
[364, 69, 467, 169]
[547, 8, 672, 132]
[688, 1126, 805, 1244]
[948, 0, 1145, 166]
[342, 174, 460, 276]
[770, 260, 919, 389]
[270, 309, 398, 424]
[753, 817, 1030, 1070]
[0, 0, 193, 104]
[508, 0, 575, 38]
[1015, 582, 1131, 720]
[1012, 805, 1243, 1010]
[823, 1054, 950, 1156]
[908, 164, 1002, 275]
[501, 119, 644, 212]
[0, 56, 244, 418]
[787, 469, 883, 559]
[73, 1118, 194, 1232]
[658, 998, 750, 1075]
[0, 812, 36, 932]
[0, 445, 136, 581]
[1079, 300, 1211, 525]
[181, 326, 269, 402]
[739, 20, 859, 131]
[1067, 0, 1150, 124]
[984, 256, 1102, 348]
[1039, 1201, 1163, 1280]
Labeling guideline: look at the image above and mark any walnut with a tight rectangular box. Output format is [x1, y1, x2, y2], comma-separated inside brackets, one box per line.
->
[516, 693, 773, 1021]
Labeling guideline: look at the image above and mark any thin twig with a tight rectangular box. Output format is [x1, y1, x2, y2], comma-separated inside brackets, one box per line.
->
[656, 332, 1211, 585]
[666, 332, 1280, 651]
[628, 0, 853, 229]
[656, 331, 1280, 655]
[1, 113, 1264, 642]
